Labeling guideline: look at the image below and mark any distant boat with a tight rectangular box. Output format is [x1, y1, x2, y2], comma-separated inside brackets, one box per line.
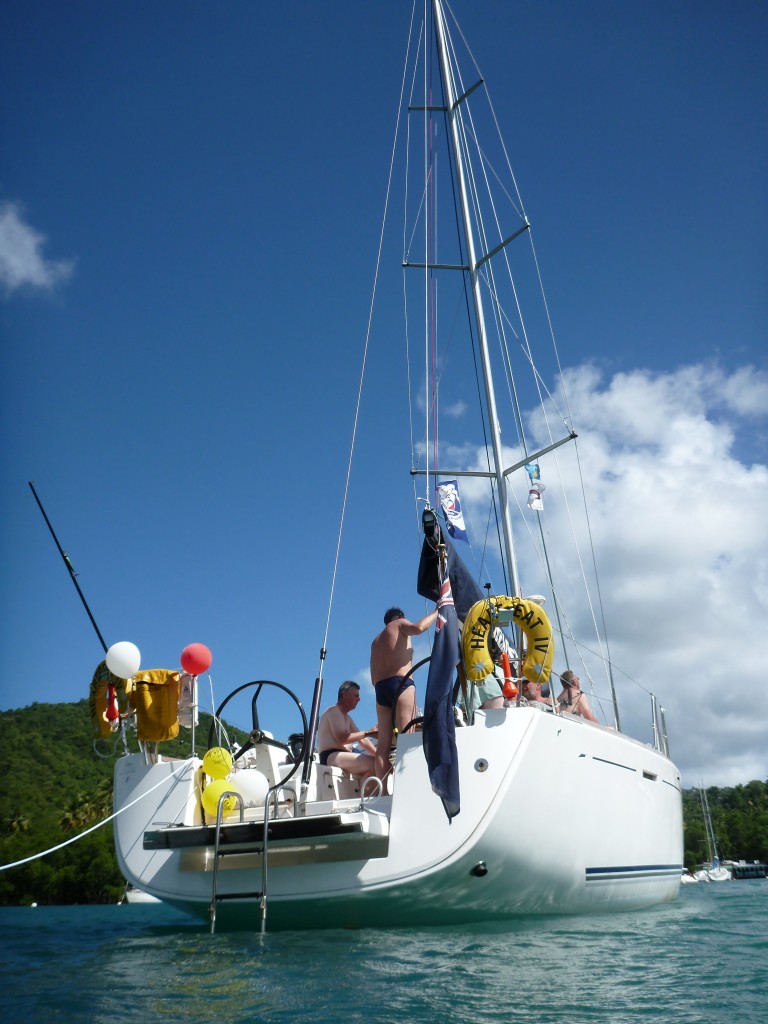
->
[695, 786, 731, 882]
[119, 884, 161, 905]
[681, 869, 698, 884]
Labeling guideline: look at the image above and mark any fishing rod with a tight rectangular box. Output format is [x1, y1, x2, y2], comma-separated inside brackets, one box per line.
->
[28, 480, 108, 653]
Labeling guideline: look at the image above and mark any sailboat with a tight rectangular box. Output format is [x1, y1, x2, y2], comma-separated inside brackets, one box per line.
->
[118, 883, 162, 905]
[694, 786, 731, 882]
[106, 0, 683, 932]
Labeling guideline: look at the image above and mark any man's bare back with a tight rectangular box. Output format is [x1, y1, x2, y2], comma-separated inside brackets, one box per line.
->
[369, 605, 438, 778]
[370, 606, 439, 683]
[370, 620, 413, 683]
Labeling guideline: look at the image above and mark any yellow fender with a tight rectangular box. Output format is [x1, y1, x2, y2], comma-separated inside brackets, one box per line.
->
[461, 595, 554, 685]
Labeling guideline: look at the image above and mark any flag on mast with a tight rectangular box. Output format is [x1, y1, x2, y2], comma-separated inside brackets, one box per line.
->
[525, 463, 546, 511]
[436, 479, 468, 542]
[422, 572, 461, 820]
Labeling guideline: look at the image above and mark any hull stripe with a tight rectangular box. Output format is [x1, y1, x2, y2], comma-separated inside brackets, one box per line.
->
[586, 864, 681, 882]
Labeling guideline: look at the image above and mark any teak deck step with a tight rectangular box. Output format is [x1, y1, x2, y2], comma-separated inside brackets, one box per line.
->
[144, 814, 365, 851]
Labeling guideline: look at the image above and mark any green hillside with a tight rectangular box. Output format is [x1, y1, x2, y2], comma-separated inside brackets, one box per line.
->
[682, 780, 768, 870]
[1, 702, 766, 904]
[0, 700, 248, 905]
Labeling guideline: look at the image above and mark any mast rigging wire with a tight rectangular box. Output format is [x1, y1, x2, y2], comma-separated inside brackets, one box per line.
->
[439, 3, 620, 710]
[319, 1, 418, 673]
[407, 2, 509, 593]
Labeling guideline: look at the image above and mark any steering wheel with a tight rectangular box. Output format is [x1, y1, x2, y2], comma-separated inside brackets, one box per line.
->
[399, 656, 431, 734]
[207, 680, 309, 790]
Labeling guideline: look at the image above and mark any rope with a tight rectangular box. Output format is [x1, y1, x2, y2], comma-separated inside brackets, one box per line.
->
[0, 759, 191, 872]
[319, 0, 418, 671]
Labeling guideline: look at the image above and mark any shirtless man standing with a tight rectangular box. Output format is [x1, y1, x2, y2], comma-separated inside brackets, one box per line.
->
[316, 681, 378, 780]
[370, 605, 438, 779]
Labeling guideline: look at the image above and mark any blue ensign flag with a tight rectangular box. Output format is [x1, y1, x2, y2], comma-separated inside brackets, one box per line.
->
[422, 573, 461, 820]
[417, 527, 483, 621]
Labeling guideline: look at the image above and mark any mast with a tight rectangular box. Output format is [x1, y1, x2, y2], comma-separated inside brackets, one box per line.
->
[699, 786, 720, 864]
[431, 0, 521, 598]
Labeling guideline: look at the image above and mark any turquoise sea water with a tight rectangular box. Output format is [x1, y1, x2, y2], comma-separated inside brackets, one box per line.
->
[1, 882, 766, 1024]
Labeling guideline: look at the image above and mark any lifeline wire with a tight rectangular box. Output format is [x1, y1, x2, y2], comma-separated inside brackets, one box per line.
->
[0, 760, 190, 872]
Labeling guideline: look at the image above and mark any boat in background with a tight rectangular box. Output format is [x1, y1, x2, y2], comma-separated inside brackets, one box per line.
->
[706, 863, 732, 882]
[102, 0, 682, 932]
[119, 883, 161, 905]
[681, 869, 698, 884]
[694, 786, 731, 881]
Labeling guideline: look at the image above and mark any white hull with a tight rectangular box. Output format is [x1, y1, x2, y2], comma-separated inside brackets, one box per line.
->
[114, 706, 682, 930]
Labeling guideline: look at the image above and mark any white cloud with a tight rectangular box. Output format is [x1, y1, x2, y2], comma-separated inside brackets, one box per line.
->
[0, 201, 75, 296]
[442, 399, 467, 418]
[718, 366, 768, 418]
[454, 362, 768, 787]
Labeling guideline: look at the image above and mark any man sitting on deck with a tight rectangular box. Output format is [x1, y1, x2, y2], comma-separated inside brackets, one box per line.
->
[316, 681, 378, 780]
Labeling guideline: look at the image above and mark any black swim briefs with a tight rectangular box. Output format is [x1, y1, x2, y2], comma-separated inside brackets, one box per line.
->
[374, 675, 415, 708]
[319, 748, 344, 766]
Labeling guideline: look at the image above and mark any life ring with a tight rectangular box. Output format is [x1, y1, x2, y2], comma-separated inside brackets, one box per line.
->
[461, 595, 554, 685]
[88, 660, 131, 739]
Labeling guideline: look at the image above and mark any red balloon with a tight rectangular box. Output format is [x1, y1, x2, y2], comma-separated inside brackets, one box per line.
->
[180, 643, 212, 676]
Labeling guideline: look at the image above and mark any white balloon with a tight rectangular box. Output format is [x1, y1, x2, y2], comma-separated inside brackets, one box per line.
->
[233, 769, 269, 808]
[106, 641, 141, 679]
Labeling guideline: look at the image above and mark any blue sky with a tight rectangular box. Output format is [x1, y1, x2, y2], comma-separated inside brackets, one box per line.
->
[2, 1, 766, 787]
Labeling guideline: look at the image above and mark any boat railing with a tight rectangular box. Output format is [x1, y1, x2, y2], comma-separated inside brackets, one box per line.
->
[651, 694, 670, 756]
[463, 686, 671, 758]
[270, 782, 297, 819]
[360, 776, 385, 804]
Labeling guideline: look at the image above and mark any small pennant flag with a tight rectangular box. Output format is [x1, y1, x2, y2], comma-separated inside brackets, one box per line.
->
[525, 463, 545, 511]
[436, 479, 468, 543]
[527, 483, 546, 511]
